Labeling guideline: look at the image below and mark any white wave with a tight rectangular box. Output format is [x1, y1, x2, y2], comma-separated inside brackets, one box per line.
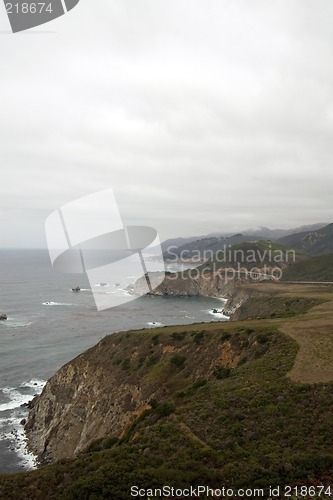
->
[1, 414, 38, 470]
[212, 297, 228, 303]
[0, 379, 46, 470]
[42, 301, 72, 306]
[0, 390, 32, 412]
[0, 380, 45, 412]
[102, 289, 130, 296]
[0, 318, 34, 328]
[147, 321, 164, 327]
[19, 379, 46, 392]
[208, 309, 229, 320]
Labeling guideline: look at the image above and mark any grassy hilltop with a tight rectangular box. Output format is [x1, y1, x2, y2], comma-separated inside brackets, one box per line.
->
[0, 284, 332, 499]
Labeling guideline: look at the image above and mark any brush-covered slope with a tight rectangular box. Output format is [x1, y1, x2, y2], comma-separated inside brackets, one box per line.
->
[202, 240, 307, 271]
[277, 223, 333, 256]
[281, 253, 333, 282]
[163, 234, 262, 260]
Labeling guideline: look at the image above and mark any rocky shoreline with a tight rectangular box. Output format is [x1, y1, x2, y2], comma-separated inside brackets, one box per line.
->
[134, 270, 254, 319]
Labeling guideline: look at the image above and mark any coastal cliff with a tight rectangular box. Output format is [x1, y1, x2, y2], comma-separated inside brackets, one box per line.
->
[25, 272, 260, 464]
[134, 271, 257, 320]
[134, 270, 235, 297]
[25, 324, 263, 463]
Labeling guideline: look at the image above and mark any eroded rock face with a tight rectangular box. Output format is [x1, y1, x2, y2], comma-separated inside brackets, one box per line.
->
[134, 271, 238, 298]
[134, 271, 256, 321]
[222, 288, 254, 319]
[25, 346, 149, 463]
[25, 325, 259, 464]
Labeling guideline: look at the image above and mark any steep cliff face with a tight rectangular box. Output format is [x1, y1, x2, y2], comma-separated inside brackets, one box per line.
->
[222, 286, 254, 319]
[25, 324, 262, 464]
[134, 271, 255, 321]
[134, 271, 240, 298]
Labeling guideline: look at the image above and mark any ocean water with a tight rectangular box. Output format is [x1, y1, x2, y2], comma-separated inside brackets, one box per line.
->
[0, 250, 228, 474]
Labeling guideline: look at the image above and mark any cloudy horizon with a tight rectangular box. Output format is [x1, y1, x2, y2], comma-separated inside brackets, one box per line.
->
[1, 0, 333, 248]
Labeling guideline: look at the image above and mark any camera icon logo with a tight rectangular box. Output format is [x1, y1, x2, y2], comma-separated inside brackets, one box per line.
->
[45, 189, 165, 310]
[4, 0, 80, 33]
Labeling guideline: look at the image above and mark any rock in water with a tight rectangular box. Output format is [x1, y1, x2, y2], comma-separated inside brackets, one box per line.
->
[0, 313, 7, 320]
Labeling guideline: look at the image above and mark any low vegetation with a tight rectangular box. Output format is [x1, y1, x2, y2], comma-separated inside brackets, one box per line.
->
[281, 253, 333, 282]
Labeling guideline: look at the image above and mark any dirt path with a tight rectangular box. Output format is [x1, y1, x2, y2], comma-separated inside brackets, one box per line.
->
[280, 300, 333, 383]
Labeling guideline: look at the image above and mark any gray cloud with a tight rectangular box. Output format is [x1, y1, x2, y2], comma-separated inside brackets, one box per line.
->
[0, 0, 332, 247]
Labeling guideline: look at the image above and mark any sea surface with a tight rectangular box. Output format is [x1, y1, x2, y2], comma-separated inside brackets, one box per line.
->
[0, 250, 228, 474]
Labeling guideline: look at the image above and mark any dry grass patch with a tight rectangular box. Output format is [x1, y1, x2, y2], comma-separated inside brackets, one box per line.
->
[280, 300, 333, 383]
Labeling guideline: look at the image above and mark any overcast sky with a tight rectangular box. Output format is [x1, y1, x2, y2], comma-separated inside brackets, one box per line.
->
[1, 0, 333, 248]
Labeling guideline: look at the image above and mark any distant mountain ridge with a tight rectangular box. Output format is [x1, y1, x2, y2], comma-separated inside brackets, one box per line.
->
[233, 223, 329, 240]
[195, 223, 328, 241]
[163, 234, 261, 260]
[159, 223, 329, 256]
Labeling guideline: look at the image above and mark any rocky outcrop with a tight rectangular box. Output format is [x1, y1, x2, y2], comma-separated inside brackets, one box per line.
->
[134, 270, 244, 299]
[25, 343, 150, 463]
[135, 271, 262, 321]
[0, 313, 7, 320]
[222, 287, 254, 319]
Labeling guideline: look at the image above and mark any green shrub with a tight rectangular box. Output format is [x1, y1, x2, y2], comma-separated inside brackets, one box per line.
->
[170, 354, 186, 367]
[191, 379, 208, 389]
[220, 332, 232, 341]
[256, 333, 271, 344]
[192, 331, 204, 344]
[156, 402, 175, 417]
[146, 355, 158, 367]
[149, 398, 159, 409]
[121, 358, 130, 370]
[172, 332, 186, 341]
[152, 334, 159, 346]
[238, 356, 247, 366]
[214, 366, 231, 379]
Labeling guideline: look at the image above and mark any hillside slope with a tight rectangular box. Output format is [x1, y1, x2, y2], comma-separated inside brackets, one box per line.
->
[202, 240, 307, 271]
[281, 253, 333, 282]
[277, 223, 333, 256]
